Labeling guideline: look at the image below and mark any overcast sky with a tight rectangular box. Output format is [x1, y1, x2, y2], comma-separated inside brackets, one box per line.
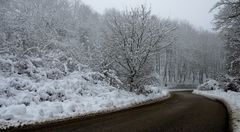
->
[81, 0, 219, 31]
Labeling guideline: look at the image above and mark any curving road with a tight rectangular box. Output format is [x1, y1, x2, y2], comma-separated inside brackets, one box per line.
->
[7, 91, 230, 132]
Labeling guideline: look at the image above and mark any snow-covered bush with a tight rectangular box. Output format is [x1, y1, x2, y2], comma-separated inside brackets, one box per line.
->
[0, 59, 12, 73]
[142, 85, 166, 96]
[102, 70, 123, 88]
[30, 58, 44, 68]
[197, 79, 221, 91]
[66, 58, 79, 73]
[224, 77, 240, 92]
[217, 75, 240, 92]
[136, 75, 161, 88]
[9, 78, 31, 91]
[46, 69, 65, 80]
[197, 76, 240, 92]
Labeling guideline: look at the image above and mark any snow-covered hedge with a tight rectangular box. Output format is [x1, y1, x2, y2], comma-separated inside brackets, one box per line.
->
[0, 71, 168, 130]
[198, 76, 240, 92]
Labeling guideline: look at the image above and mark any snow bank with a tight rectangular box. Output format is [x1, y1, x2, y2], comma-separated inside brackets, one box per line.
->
[193, 90, 240, 132]
[0, 71, 168, 130]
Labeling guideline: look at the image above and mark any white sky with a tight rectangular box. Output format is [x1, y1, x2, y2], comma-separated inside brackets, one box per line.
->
[81, 0, 219, 31]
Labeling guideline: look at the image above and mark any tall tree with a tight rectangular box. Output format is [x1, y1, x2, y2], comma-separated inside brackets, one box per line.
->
[102, 6, 176, 91]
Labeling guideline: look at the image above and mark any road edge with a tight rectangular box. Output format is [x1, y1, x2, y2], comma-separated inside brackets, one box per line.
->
[192, 91, 233, 132]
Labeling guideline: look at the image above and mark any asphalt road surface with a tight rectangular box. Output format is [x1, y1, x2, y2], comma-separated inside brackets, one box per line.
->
[6, 91, 230, 132]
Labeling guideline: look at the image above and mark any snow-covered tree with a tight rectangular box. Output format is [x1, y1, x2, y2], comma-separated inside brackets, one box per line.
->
[212, 0, 240, 76]
[102, 6, 176, 91]
[0, 0, 102, 79]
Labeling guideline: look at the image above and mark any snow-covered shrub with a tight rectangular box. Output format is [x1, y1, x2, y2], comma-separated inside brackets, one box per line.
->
[0, 59, 12, 73]
[21, 95, 36, 106]
[144, 86, 162, 94]
[91, 72, 105, 82]
[140, 85, 168, 96]
[66, 58, 79, 73]
[14, 60, 30, 75]
[14, 59, 38, 78]
[30, 58, 44, 68]
[136, 75, 161, 88]
[46, 69, 65, 80]
[124, 74, 161, 95]
[217, 75, 240, 92]
[0, 87, 16, 98]
[197, 79, 221, 91]
[224, 77, 240, 92]
[102, 70, 123, 88]
[9, 78, 30, 91]
[38, 88, 66, 102]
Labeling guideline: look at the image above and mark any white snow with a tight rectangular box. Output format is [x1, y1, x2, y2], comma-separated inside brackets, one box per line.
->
[193, 90, 240, 132]
[0, 71, 168, 130]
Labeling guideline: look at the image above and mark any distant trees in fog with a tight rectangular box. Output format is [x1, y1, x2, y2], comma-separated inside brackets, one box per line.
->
[159, 21, 224, 84]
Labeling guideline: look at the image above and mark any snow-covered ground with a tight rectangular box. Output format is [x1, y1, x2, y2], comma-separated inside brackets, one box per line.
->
[193, 79, 240, 132]
[0, 71, 168, 130]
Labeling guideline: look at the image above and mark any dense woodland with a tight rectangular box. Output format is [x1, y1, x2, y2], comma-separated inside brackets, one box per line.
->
[211, 0, 240, 91]
[0, 0, 234, 92]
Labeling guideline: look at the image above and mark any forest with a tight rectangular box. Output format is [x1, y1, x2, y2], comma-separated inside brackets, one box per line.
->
[0, 0, 240, 130]
[0, 0, 225, 92]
